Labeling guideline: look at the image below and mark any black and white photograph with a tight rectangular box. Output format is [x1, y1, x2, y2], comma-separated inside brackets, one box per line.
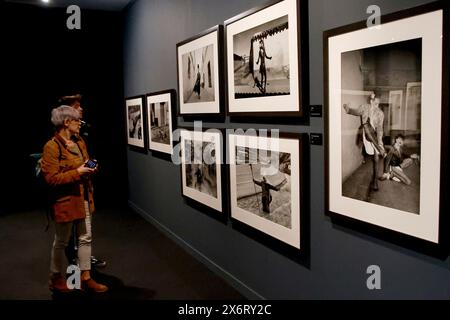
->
[128, 104, 142, 139]
[181, 44, 215, 104]
[225, 0, 302, 115]
[340, 39, 422, 215]
[184, 141, 217, 198]
[177, 26, 223, 115]
[232, 15, 289, 99]
[146, 90, 175, 154]
[229, 133, 302, 249]
[325, 6, 447, 244]
[150, 102, 170, 144]
[180, 129, 223, 213]
[125, 96, 145, 149]
[235, 147, 292, 228]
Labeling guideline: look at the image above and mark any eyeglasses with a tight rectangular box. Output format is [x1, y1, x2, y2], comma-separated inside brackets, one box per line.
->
[71, 119, 87, 126]
[68, 119, 84, 126]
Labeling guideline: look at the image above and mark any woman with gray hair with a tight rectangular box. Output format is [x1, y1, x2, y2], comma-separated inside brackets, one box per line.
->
[40, 105, 108, 293]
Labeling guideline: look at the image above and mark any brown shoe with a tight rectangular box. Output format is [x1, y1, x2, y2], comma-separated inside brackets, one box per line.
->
[82, 278, 108, 293]
[49, 274, 72, 293]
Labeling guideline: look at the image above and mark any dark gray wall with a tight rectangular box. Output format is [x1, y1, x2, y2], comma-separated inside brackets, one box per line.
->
[123, 0, 450, 299]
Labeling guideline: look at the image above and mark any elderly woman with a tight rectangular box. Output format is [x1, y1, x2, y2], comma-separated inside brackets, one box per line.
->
[41, 105, 108, 293]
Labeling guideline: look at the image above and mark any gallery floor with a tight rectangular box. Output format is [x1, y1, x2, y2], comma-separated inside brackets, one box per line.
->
[0, 207, 244, 300]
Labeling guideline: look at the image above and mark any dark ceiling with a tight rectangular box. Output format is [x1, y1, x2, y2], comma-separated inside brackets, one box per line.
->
[4, 0, 133, 11]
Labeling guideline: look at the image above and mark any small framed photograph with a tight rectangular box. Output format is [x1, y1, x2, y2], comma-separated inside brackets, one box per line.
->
[177, 25, 224, 116]
[180, 128, 224, 213]
[125, 95, 146, 150]
[225, 0, 304, 116]
[228, 132, 304, 249]
[146, 89, 176, 155]
[324, 2, 449, 246]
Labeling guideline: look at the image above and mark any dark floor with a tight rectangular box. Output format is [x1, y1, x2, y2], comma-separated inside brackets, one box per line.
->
[0, 207, 244, 300]
[342, 160, 420, 214]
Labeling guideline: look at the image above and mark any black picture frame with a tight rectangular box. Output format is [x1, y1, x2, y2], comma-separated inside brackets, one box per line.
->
[176, 25, 225, 118]
[145, 89, 177, 155]
[224, 0, 306, 117]
[178, 126, 227, 216]
[125, 95, 147, 153]
[227, 130, 306, 250]
[323, 1, 449, 254]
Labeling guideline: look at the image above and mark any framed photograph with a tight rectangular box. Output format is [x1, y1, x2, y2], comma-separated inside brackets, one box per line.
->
[146, 89, 176, 155]
[228, 132, 304, 249]
[324, 2, 448, 246]
[125, 95, 146, 150]
[225, 0, 304, 116]
[177, 25, 224, 116]
[180, 128, 224, 213]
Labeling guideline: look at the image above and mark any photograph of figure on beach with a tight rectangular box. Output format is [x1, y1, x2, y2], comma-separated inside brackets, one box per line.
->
[235, 147, 291, 228]
[232, 15, 290, 99]
[228, 132, 302, 249]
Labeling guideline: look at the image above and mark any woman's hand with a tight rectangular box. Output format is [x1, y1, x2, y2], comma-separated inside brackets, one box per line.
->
[77, 163, 95, 176]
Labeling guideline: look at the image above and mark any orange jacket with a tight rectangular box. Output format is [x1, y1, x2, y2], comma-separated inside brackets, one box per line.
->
[41, 133, 95, 223]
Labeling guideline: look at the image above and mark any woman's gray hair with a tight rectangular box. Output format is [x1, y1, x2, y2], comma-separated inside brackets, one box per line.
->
[51, 105, 80, 129]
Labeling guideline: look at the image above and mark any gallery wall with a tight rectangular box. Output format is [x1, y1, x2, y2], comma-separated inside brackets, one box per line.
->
[123, 0, 450, 299]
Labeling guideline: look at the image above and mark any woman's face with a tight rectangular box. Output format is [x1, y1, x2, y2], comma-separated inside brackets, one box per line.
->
[72, 102, 83, 118]
[66, 118, 81, 135]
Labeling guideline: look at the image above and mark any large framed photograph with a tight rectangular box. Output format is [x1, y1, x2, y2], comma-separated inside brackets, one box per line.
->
[146, 89, 176, 155]
[225, 0, 304, 116]
[177, 25, 224, 116]
[125, 95, 146, 150]
[180, 128, 224, 213]
[228, 132, 304, 249]
[324, 2, 448, 246]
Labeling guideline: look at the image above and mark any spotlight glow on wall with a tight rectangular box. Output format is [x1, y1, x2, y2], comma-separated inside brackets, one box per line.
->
[41, 0, 50, 4]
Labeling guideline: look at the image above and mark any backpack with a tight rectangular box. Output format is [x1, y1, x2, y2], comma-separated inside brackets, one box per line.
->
[30, 153, 43, 178]
[30, 139, 62, 179]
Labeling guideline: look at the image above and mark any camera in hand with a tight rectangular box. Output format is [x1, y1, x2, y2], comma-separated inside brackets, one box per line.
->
[84, 159, 98, 169]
